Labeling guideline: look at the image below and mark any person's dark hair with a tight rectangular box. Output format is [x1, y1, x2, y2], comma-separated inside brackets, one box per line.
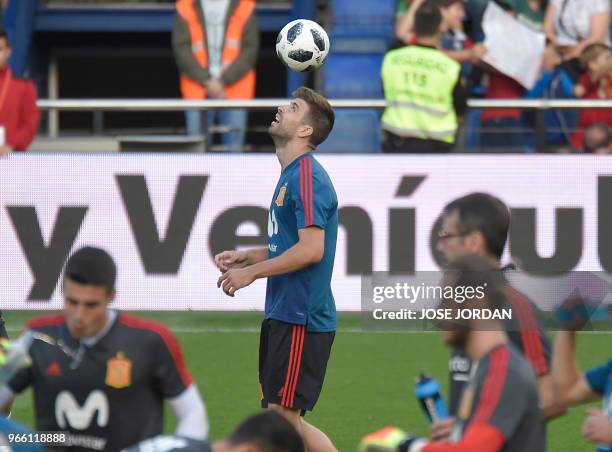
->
[64, 246, 117, 292]
[0, 30, 9, 47]
[226, 411, 305, 452]
[292, 86, 335, 148]
[443, 193, 510, 259]
[414, 2, 443, 37]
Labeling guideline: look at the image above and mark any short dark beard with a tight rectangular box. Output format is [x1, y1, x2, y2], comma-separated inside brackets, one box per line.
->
[269, 126, 289, 148]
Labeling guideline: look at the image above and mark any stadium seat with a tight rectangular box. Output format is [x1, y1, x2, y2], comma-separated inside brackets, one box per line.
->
[316, 109, 381, 153]
[323, 38, 385, 99]
[329, 0, 397, 43]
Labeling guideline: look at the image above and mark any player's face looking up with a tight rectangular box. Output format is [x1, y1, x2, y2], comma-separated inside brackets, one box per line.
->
[269, 98, 313, 143]
[63, 277, 114, 339]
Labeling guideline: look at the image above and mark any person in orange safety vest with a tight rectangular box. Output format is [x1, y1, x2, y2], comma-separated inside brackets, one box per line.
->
[173, 0, 259, 151]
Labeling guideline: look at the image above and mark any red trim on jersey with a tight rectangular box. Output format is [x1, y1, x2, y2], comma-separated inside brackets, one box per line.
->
[299, 159, 306, 225]
[288, 325, 305, 407]
[281, 326, 298, 406]
[506, 287, 549, 376]
[299, 157, 314, 226]
[281, 325, 305, 408]
[306, 156, 314, 224]
[472, 346, 510, 424]
[118, 314, 192, 387]
[26, 315, 65, 329]
[423, 422, 505, 451]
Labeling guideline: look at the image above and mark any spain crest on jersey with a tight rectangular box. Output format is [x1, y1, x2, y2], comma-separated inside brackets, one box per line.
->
[275, 184, 287, 207]
[105, 352, 132, 389]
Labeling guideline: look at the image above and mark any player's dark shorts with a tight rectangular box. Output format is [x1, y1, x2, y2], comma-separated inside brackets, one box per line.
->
[259, 318, 334, 413]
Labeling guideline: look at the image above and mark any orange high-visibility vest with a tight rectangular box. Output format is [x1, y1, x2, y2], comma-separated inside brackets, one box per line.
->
[176, 0, 256, 99]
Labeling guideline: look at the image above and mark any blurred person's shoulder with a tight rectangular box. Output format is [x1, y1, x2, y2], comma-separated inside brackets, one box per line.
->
[10, 74, 37, 91]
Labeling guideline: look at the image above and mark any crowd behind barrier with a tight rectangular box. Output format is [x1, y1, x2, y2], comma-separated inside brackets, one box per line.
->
[0, 0, 610, 153]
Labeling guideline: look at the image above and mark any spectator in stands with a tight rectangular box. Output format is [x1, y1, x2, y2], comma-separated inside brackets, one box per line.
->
[570, 44, 612, 150]
[395, 0, 487, 64]
[395, 0, 424, 44]
[543, 0, 610, 71]
[479, 0, 547, 152]
[382, 2, 467, 153]
[464, 0, 489, 41]
[0, 30, 39, 155]
[172, 0, 259, 151]
[583, 123, 612, 154]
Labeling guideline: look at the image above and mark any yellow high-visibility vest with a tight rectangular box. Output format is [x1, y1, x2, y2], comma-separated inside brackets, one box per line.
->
[381, 45, 461, 144]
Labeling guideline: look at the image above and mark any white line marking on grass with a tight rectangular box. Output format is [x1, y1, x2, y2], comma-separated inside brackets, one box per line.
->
[6, 326, 436, 334]
[7, 327, 612, 335]
[162, 328, 443, 334]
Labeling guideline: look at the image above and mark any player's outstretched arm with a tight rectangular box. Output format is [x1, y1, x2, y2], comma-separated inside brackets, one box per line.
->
[551, 331, 599, 408]
[214, 247, 268, 272]
[217, 227, 324, 297]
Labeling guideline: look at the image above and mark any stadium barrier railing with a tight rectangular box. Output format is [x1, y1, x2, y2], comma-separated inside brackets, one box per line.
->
[37, 99, 612, 152]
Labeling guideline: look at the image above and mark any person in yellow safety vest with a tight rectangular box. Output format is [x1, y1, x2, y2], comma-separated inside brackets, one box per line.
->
[173, 0, 259, 151]
[381, 2, 468, 153]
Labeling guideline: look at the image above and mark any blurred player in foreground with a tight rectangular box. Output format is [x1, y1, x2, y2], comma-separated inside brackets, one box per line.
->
[433, 192, 561, 442]
[125, 411, 304, 452]
[359, 256, 545, 452]
[0, 415, 44, 452]
[0, 246, 207, 451]
[215, 87, 338, 452]
[552, 330, 612, 450]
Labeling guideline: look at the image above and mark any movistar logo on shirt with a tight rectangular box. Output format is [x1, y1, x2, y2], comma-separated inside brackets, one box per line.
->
[55, 390, 109, 430]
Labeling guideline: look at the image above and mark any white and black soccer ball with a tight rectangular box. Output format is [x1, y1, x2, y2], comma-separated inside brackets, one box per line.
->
[276, 19, 330, 72]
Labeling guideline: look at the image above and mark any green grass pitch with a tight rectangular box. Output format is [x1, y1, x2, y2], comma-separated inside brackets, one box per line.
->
[3, 311, 609, 451]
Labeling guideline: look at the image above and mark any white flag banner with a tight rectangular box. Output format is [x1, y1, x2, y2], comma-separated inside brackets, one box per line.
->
[482, 1, 546, 90]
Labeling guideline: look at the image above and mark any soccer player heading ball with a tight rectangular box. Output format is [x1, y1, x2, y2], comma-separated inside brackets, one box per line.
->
[215, 87, 338, 452]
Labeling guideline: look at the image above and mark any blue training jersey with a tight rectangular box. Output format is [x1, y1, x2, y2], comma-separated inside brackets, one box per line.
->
[264, 153, 338, 332]
[585, 359, 612, 452]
